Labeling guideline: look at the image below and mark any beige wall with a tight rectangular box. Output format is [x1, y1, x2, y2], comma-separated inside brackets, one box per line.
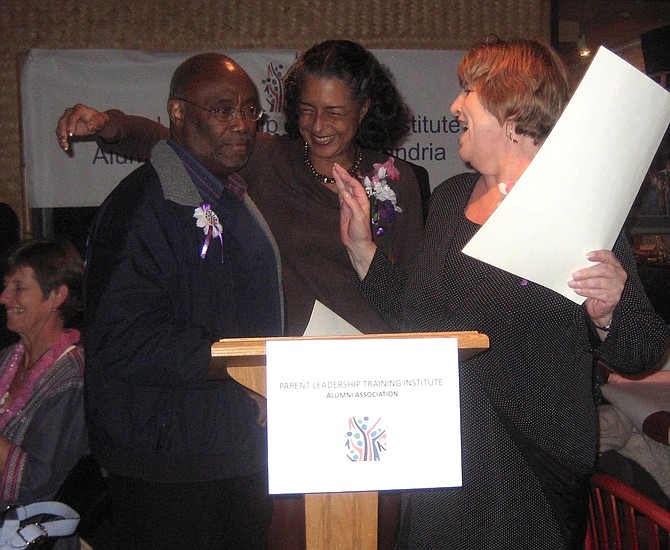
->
[0, 0, 551, 235]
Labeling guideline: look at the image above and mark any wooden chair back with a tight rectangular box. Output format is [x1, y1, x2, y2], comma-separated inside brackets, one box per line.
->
[586, 472, 670, 549]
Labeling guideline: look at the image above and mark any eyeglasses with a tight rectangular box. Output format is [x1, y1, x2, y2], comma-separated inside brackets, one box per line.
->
[176, 97, 264, 122]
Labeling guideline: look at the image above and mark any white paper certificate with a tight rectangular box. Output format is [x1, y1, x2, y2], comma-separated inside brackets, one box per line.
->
[462, 47, 670, 303]
[266, 337, 462, 494]
[302, 300, 362, 337]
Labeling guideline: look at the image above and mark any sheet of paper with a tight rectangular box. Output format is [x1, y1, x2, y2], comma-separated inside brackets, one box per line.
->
[266, 337, 462, 494]
[462, 47, 670, 303]
[302, 300, 362, 336]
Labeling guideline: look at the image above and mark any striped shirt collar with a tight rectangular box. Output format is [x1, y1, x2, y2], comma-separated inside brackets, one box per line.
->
[167, 139, 247, 203]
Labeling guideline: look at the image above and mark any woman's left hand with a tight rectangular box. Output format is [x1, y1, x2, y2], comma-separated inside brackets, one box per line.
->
[568, 250, 627, 329]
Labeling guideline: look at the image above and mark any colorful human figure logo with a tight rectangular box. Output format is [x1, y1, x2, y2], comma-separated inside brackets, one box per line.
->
[261, 63, 286, 113]
[346, 416, 386, 462]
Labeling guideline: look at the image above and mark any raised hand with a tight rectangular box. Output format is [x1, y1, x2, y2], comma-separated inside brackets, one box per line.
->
[333, 163, 377, 279]
[56, 103, 112, 152]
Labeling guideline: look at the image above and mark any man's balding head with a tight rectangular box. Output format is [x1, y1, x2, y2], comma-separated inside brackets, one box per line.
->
[167, 53, 260, 179]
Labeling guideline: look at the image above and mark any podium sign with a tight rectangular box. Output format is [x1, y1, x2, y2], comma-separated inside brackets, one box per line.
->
[266, 337, 462, 494]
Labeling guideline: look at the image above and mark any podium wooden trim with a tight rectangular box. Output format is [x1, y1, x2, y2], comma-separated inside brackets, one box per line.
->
[211, 331, 488, 549]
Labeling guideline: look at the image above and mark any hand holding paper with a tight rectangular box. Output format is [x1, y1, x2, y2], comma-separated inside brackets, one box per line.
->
[568, 249, 628, 326]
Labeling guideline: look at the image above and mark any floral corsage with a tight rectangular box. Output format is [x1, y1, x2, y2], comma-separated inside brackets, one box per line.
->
[361, 157, 403, 236]
[193, 202, 223, 260]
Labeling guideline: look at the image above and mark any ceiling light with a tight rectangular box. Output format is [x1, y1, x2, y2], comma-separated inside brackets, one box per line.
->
[578, 35, 591, 57]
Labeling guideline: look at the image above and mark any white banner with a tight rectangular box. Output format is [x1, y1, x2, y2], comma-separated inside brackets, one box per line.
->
[20, 48, 468, 208]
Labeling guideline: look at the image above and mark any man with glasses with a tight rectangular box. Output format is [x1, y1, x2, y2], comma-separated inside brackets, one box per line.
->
[83, 53, 283, 549]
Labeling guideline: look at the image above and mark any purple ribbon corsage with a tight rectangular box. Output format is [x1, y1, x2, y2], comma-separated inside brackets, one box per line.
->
[193, 202, 224, 261]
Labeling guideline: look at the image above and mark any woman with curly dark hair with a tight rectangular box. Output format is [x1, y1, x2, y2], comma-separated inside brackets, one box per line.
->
[243, 39, 424, 338]
[283, 39, 410, 151]
[56, 39, 424, 548]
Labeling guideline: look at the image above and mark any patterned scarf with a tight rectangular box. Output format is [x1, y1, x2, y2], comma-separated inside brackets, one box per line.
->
[0, 329, 80, 430]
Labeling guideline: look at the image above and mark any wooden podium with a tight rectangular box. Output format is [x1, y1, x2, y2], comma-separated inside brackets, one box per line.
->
[211, 331, 489, 549]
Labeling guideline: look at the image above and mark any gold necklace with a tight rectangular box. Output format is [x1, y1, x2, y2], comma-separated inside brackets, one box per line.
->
[303, 143, 361, 185]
